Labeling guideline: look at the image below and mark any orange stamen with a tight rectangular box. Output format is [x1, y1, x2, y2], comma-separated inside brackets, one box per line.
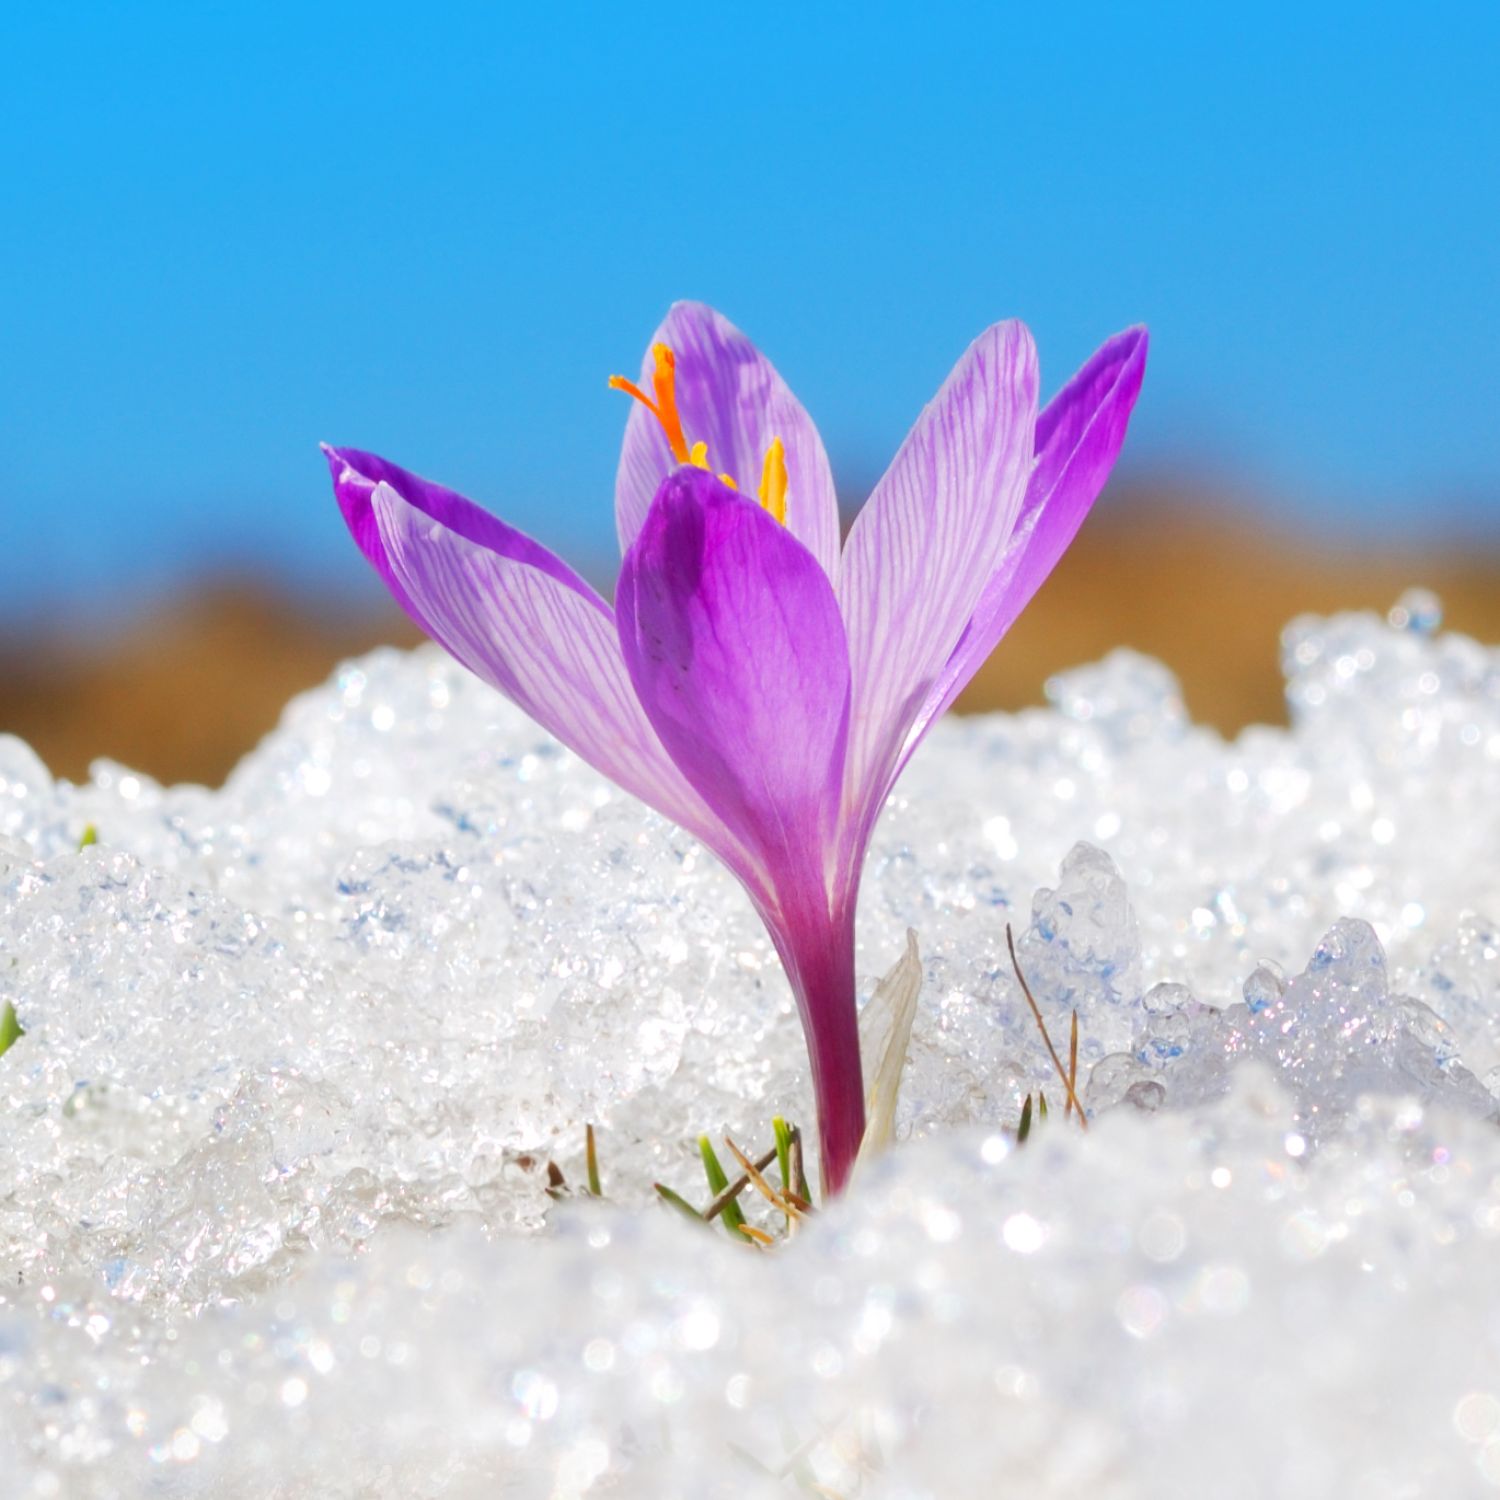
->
[609, 345, 787, 521]
[608, 342, 692, 464]
[606, 373, 656, 414]
[758, 436, 788, 525]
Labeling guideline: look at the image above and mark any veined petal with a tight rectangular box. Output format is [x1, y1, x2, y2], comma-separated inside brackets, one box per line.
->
[614, 302, 840, 579]
[836, 320, 1039, 870]
[366, 476, 734, 867]
[853, 929, 923, 1177]
[616, 467, 851, 902]
[325, 444, 599, 632]
[900, 326, 1149, 759]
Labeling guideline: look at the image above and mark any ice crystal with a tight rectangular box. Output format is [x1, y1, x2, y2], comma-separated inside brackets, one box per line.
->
[3, 599, 1500, 1495]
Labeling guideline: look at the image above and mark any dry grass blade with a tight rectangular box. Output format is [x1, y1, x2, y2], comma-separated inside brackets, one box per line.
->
[1067, 1010, 1080, 1120]
[737, 1223, 776, 1248]
[724, 1135, 805, 1220]
[1006, 923, 1088, 1130]
[703, 1145, 779, 1222]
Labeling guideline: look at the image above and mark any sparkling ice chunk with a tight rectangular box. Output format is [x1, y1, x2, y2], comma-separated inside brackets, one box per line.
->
[2, 599, 1500, 1495]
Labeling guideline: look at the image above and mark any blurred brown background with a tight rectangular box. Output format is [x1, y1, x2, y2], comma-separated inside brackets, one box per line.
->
[4, 488, 1496, 788]
[9, 8, 1498, 794]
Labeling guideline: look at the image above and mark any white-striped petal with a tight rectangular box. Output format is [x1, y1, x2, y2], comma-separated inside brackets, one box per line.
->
[836, 321, 1039, 874]
[372, 482, 739, 869]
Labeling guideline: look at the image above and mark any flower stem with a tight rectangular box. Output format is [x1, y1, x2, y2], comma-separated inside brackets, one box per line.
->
[772, 894, 865, 1198]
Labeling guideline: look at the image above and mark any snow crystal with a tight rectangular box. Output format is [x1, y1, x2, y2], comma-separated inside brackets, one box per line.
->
[2, 597, 1500, 1496]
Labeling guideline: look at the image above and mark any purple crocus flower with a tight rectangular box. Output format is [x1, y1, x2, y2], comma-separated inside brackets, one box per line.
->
[325, 303, 1146, 1196]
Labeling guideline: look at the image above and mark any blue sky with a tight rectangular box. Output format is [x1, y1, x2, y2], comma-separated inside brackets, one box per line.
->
[3, 2, 1497, 619]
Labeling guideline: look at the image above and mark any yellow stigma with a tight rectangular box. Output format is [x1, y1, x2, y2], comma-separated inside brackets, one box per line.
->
[758, 436, 788, 525]
[608, 340, 785, 522]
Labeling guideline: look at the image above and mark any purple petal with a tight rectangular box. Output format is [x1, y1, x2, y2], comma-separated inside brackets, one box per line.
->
[616, 466, 851, 901]
[325, 444, 600, 633]
[835, 320, 1039, 870]
[900, 326, 1149, 758]
[614, 302, 840, 579]
[367, 477, 734, 863]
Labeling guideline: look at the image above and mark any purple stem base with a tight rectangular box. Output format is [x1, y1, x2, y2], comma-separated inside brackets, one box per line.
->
[765, 889, 865, 1198]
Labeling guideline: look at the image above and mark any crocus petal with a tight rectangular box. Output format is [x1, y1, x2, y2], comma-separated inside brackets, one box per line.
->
[853, 928, 922, 1175]
[325, 444, 598, 633]
[614, 302, 841, 580]
[367, 478, 735, 867]
[836, 320, 1039, 872]
[615, 466, 851, 902]
[898, 326, 1149, 760]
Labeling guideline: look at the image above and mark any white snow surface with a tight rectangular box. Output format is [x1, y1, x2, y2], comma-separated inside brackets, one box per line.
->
[3, 591, 1500, 1496]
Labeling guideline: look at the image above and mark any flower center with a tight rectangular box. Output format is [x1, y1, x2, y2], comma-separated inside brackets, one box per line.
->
[610, 342, 788, 525]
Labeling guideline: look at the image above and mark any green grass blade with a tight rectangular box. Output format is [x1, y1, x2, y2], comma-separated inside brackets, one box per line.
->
[654, 1182, 707, 1224]
[698, 1134, 730, 1193]
[0, 1001, 20, 1058]
[791, 1127, 812, 1205]
[773, 1116, 793, 1192]
[77, 824, 98, 850]
[1038, 1090, 1049, 1122]
[585, 1123, 602, 1197]
[698, 1135, 751, 1239]
[1017, 1094, 1034, 1144]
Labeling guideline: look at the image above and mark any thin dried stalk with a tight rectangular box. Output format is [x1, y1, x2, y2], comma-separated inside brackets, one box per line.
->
[703, 1145, 779, 1222]
[1066, 1011, 1080, 1120]
[724, 1135, 806, 1220]
[1006, 923, 1088, 1129]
